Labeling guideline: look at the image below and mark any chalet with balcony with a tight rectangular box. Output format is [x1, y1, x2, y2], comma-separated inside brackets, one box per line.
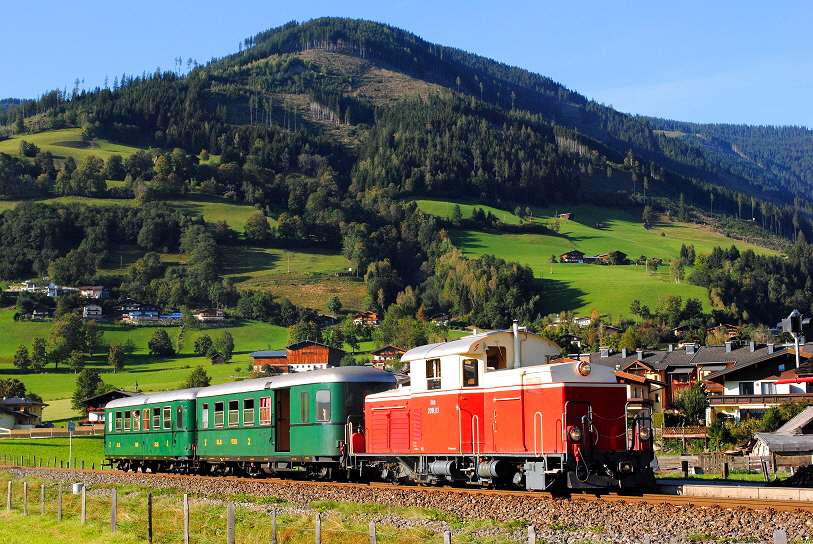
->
[81, 390, 138, 423]
[251, 341, 346, 373]
[79, 286, 110, 299]
[371, 345, 406, 368]
[560, 250, 585, 263]
[704, 343, 813, 422]
[353, 311, 381, 326]
[0, 397, 49, 429]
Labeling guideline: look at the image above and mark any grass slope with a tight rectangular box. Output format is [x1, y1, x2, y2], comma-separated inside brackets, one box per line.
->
[0, 128, 144, 162]
[417, 201, 780, 317]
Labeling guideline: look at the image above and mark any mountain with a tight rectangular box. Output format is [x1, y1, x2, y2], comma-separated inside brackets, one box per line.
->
[3, 17, 813, 332]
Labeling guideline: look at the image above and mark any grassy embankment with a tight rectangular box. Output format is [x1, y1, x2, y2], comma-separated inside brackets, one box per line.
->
[414, 199, 780, 318]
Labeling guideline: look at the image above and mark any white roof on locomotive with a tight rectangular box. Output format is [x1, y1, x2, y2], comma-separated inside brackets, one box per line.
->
[105, 388, 202, 410]
[196, 366, 398, 399]
[402, 329, 559, 363]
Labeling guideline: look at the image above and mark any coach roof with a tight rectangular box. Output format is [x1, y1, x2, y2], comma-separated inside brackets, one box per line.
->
[196, 366, 398, 398]
[105, 388, 203, 410]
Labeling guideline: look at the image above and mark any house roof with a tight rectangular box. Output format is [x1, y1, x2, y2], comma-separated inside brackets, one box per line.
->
[1, 396, 48, 407]
[371, 345, 406, 355]
[753, 433, 813, 452]
[250, 350, 287, 359]
[774, 406, 813, 436]
[80, 390, 137, 406]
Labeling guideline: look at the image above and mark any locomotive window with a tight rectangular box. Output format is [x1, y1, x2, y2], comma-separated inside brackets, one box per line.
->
[462, 359, 479, 387]
[315, 390, 330, 422]
[300, 392, 310, 422]
[115, 411, 122, 432]
[124, 411, 131, 431]
[259, 397, 272, 425]
[153, 407, 161, 429]
[486, 346, 507, 371]
[214, 402, 224, 427]
[133, 410, 140, 431]
[426, 358, 441, 390]
[176, 406, 185, 430]
[202, 403, 209, 428]
[163, 406, 172, 429]
[243, 399, 255, 426]
[228, 400, 239, 427]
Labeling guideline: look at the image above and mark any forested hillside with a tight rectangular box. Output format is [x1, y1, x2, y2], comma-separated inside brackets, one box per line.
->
[1, 17, 813, 352]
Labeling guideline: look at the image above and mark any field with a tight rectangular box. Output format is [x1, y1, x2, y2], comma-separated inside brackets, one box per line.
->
[415, 201, 780, 317]
[0, 128, 144, 163]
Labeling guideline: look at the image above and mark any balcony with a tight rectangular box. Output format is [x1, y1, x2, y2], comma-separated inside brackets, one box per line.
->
[708, 393, 813, 406]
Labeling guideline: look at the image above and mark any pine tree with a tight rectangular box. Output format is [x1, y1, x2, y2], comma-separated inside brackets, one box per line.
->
[13, 344, 31, 372]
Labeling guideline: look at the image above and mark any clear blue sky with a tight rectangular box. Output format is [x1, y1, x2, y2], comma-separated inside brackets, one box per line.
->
[3, 1, 811, 128]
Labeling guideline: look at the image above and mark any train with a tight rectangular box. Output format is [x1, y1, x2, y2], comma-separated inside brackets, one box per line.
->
[104, 325, 656, 491]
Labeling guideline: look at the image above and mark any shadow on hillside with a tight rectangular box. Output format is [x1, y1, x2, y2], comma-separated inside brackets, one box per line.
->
[449, 230, 486, 250]
[538, 277, 586, 316]
[222, 247, 281, 281]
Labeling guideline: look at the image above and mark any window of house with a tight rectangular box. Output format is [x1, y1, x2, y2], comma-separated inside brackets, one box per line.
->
[259, 397, 272, 425]
[316, 390, 330, 422]
[176, 405, 185, 430]
[300, 391, 310, 422]
[761, 382, 776, 395]
[202, 403, 209, 428]
[739, 382, 755, 395]
[163, 406, 172, 429]
[228, 400, 239, 427]
[426, 359, 441, 390]
[153, 407, 161, 429]
[115, 411, 122, 432]
[243, 398, 255, 426]
[124, 411, 131, 431]
[462, 359, 479, 387]
[214, 401, 224, 427]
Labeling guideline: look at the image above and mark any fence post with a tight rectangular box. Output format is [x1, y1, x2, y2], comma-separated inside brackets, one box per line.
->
[112, 488, 117, 533]
[527, 525, 536, 544]
[58, 482, 62, 521]
[272, 506, 278, 544]
[147, 493, 153, 544]
[316, 512, 322, 544]
[722, 462, 729, 480]
[370, 520, 377, 544]
[183, 494, 189, 544]
[444, 530, 452, 544]
[41, 484, 45, 516]
[81, 486, 86, 524]
[23, 482, 27, 515]
[643, 535, 651, 544]
[681, 460, 689, 478]
[227, 502, 235, 544]
[761, 459, 771, 482]
[82, 461, 85, 470]
[773, 529, 788, 544]
[6, 481, 10, 512]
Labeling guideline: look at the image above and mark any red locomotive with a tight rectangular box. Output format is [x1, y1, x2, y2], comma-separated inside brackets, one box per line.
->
[351, 324, 656, 491]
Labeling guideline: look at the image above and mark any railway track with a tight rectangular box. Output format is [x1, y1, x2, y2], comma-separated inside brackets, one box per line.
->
[4, 464, 812, 513]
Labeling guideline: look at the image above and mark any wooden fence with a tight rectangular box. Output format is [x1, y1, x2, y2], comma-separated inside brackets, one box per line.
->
[0, 425, 104, 439]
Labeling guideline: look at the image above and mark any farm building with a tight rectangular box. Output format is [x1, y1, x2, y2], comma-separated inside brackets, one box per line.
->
[251, 341, 346, 373]
[751, 406, 813, 458]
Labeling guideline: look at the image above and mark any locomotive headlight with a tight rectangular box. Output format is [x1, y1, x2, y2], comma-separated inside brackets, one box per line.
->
[576, 361, 592, 377]
[638, 427, 651, 441]
[568, 426, 582, 442]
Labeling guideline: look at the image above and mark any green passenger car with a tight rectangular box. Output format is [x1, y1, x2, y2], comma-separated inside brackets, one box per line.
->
[104, 388, 201, 473]
[195, 367, 397, 476]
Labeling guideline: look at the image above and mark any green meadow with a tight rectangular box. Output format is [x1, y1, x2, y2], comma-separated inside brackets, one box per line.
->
[0, 309, 291, 420]
[417, 201, 780, 318]
[0, 128, 144, 162]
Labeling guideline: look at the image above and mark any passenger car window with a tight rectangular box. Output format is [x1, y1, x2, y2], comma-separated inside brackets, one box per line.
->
[300, 391, 310, 422]
[316, 390, 330, 422]
[214, 401, 224, 427]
